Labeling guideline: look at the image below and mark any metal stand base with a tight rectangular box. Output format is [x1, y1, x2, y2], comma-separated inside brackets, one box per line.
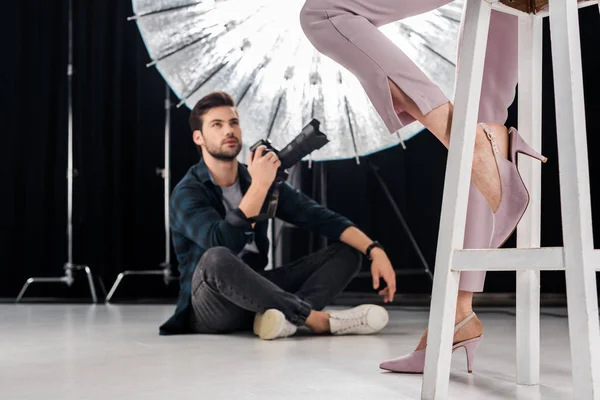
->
[18, 0, 99, 305]
[16, 263, 98, 303]
[105, 263, 176, 302]
[105, 84, 177, 303]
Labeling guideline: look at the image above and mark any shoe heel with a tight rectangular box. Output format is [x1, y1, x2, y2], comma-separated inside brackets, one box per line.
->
[510, 127, 548, 164]
[454, 336, 482, 373]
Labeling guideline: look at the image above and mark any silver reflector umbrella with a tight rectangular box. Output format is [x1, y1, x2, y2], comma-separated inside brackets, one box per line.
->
[127, 0, 464, 282]
[131, 0, 463, 161]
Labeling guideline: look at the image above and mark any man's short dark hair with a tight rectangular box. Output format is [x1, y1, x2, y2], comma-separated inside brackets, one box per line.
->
[189, 91, 237, 133]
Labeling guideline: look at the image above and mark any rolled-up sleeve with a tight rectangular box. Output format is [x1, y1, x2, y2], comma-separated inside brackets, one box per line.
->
[275, 182, 355, 240]
[170, 184, 254, 253]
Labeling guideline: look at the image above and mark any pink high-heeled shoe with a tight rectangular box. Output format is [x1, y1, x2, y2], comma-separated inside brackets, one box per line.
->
[481, 123, 548, 248]
[379, 312, 482, 374]
[379, 124, 547, 374]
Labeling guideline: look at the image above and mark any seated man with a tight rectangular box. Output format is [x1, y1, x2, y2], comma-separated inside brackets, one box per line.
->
[159, 91, 397, 340]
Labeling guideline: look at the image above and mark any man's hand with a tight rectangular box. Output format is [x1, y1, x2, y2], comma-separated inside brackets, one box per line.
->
[338, 227, 397, 302]
[247, 145, 281, 190]
[238, 145, 281, 223]
[370, 248, 396, 303]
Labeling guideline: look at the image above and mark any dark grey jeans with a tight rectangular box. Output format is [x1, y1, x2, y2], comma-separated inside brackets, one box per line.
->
[189, 243, 362, 334]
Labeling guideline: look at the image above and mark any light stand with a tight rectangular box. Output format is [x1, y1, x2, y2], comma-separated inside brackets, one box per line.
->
[305, 155, 432, 283]
[356, 159, 434, 282]
[16, 0, 98, 303]
[105, 83, 177, 302]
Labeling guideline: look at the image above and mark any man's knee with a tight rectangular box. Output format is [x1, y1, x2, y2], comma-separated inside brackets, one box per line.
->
[329, 243, 363, 276]
[195, 247, 236, 281]
[202, 246, 234, 264]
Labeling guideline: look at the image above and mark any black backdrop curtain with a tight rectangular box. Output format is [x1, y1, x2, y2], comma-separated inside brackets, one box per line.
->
[1, 1, 599, 300]
[2, 0, 197, 299]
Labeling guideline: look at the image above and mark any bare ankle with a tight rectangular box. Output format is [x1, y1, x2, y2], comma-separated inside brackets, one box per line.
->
[455, 309, 474, 324]
[305, 311, 330, 333]
[456, 291, 474, 322]
[477, 123, 509, 158]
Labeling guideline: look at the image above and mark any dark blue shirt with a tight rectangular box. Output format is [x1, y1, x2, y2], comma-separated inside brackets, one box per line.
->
[159, 159, 355, 335]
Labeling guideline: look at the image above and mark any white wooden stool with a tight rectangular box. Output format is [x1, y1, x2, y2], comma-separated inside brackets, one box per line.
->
[422, 1, 600, 399]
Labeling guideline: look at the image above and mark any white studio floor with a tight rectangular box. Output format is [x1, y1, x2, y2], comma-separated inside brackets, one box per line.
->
[1, 304, 575, 400]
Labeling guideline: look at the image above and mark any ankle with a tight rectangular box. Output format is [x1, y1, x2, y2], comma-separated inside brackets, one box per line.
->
[455, 309, 474, 324]
[305, 311, 331, 333]
[456, 290, 474, 321]
[476, 123, 509, 157]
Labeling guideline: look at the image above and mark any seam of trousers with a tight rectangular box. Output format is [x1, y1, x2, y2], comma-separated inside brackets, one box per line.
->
[324, 9, 402, 132]
[201, 274, 312, 328]
[323, 9, 442, 133]
[202, 276, 262, 311]
[192, 279, 261, 333]
[189, 281, 222, 333]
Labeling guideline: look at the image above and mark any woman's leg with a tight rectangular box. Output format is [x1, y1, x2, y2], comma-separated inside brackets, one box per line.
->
[389, 10, 519, 350]
[385, 10, 519, 211]
[301, 1, 518, 348]
[300, 0, 453, 134]
[454, 10, 518, 340]
[300, 0, 518, 211]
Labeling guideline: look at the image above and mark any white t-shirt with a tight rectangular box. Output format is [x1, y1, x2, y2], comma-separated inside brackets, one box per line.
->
[220, 180, 260, 256]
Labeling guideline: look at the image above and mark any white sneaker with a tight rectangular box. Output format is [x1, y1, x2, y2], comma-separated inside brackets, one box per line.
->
[253, 309, 298, 340]
[327, 304, 389, 335]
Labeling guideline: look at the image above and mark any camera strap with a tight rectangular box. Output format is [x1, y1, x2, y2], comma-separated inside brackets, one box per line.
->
[251, 186, 280, 222]
[266, 187, 279, 218]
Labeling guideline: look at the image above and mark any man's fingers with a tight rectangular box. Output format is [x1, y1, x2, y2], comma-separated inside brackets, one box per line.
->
[372, 269, 380, 290]
[378, 285, 394, 303]
[387, 283, 396, 302]
[254, 145, 266, 159]
[381, 273, 395, 302]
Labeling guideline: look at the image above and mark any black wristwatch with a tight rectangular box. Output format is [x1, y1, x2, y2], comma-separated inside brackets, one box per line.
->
[366, 241, 384, 261]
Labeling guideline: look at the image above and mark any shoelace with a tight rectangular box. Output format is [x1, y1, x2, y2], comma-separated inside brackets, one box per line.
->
[331, 312, 368, 333]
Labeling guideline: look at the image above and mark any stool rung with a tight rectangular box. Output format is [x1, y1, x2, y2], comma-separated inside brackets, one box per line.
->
[452, 248, 561, 271]
[453, 248, 600, 271]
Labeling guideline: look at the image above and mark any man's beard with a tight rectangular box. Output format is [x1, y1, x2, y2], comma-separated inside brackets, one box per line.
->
[204, 141, 242, 161]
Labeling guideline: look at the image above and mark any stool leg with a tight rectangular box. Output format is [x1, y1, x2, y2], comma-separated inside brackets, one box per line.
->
[421, 1, 492, 399]
[548, 1, 600, 398]
[515, 15, 543, 387]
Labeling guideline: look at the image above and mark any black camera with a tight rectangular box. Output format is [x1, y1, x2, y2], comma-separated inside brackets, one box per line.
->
[248, 118, 329, 220]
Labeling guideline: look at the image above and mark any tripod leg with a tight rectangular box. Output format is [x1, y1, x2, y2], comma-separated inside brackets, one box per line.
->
[368, 161, 433, 280]
[83, 266, 98, 303]
[106, 273, 126, 303]
[15, 279, 35, 303]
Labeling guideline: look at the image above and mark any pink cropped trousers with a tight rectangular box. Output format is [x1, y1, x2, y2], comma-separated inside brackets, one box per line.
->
[299, 0, 518, 292]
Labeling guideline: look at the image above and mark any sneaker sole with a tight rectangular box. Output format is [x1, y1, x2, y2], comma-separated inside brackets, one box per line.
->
[365, 306, 389, 334]
[254, 309, 285, 340]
